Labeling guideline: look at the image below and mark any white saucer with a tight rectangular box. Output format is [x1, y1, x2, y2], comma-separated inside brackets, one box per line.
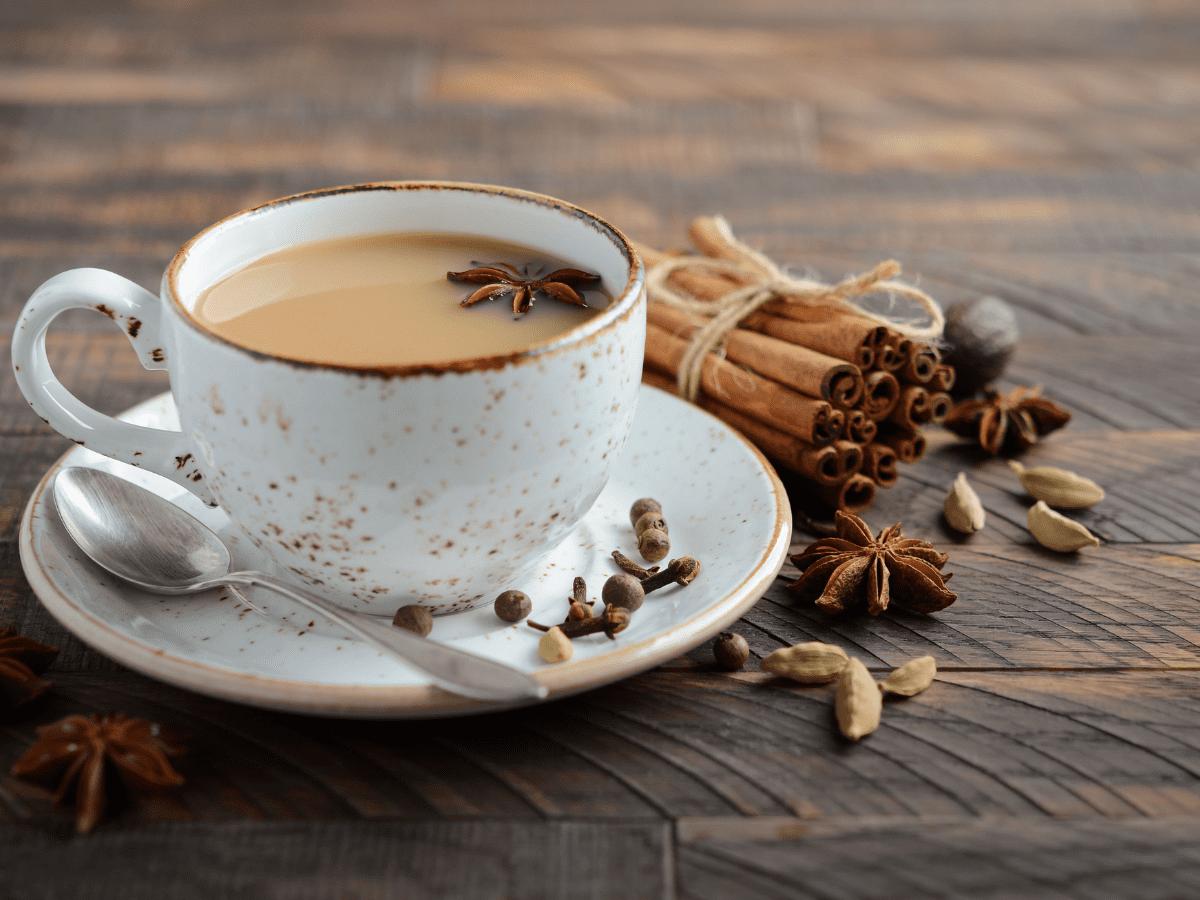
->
[20, 385, 791, 718]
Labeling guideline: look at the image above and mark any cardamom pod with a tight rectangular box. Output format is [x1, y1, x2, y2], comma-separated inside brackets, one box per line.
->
[835, 657, 881, 741]
[538, 626, 574, 663]
[943, 472, 985, 533]
[1028, 500, 1100, 552]
[880, 655, 936, 696]
[1009, 460, 1104, 508]
[760, 641, 849, 684]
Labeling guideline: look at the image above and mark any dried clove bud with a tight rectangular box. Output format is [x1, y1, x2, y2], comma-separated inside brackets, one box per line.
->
[530, 606, 630, 640]
[572, 576, 590, 608]
[539, 627, 574, 663]
[611, 550, 659, 580]
[629, 498, 663, 528]
[641, 557, 701, 594]
[638, 528, 670, 563]
[494, 590, 532, 622]
[392, 605, 433, 636]
[601, 573, 645, 612]
[634, 511, 668, 536]
[712, 632, 750, 670]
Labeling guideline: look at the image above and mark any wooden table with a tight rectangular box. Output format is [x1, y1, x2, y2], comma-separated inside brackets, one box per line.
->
[4, 2, 1200, 896]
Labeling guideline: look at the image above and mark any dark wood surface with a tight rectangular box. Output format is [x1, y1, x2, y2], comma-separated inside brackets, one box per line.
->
[4, 2, 1200, 897]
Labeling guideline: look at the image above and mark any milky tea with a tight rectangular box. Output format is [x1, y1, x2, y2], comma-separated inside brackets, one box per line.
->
[192, 232, 610, 366]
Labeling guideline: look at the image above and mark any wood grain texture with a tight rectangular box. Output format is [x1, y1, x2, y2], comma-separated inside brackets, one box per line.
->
[0, 820, 673, 900]
[677, 816, 1200, 900]
[4, 0, 1200, 895]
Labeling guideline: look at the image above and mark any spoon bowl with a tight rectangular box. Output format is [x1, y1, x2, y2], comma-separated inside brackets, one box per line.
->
[53, 467, 548, 703]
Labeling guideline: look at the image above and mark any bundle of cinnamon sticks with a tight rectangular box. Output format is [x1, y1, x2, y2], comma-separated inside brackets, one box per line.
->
[638, 219, 953, 514]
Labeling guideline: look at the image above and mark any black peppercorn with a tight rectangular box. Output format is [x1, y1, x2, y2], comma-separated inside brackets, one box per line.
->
[712, 632, 749, 670]
[634, 511, 668, 536]
[638, 528, 670, 563]
[494, 590, 532, 622]
[629, 498, 663, 528]
[601, 572, 645, 612]
[392, 604, 433, 636]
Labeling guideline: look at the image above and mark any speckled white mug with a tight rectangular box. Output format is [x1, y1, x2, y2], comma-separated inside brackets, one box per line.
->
[13, 182, 646, 614]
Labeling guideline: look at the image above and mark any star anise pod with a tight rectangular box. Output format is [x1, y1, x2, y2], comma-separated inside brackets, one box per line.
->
[0, 626, 58, 713]
[788, 511, 957, 616]
[942, 384, 1071, 455]
[12, 713, 185, 833]
[448, 262, 600, 316]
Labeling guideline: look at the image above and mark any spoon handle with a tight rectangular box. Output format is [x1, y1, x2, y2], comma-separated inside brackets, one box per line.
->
[218, 571, 548, 702]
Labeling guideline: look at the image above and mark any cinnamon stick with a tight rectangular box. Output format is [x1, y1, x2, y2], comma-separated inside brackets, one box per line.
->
[883, 334, 911, 374]
[927, 392, 953, 424]
[739, 310, 881, 370]
[877, 425, 927, 464]
[643, 369, 859, 486]
[860, 371, 900, 422]
[831, 440, 864, 479]
[899, 343, 939, 384]
[887, 385, 931, 431]
[647, 303, 864, 408]
[862, 443, 898, 487]
[644, 322, 842, 445]
[843, 410, 877, 445]
[687, 217, 744, 263]
[928, 364, 955, 394]
[819, 474, 876, 514]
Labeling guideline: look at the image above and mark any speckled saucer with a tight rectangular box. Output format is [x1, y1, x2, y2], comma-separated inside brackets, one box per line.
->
[20, 385, 791, 718]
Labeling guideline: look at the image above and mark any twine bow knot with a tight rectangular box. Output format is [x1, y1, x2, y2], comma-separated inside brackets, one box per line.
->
[644, 217, 944, 403]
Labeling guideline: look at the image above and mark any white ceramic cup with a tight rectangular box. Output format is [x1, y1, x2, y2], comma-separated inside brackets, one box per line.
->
[13, 182, 646, 614]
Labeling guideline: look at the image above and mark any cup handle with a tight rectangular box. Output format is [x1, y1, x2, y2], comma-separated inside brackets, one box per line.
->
[12, 268, 217, 506]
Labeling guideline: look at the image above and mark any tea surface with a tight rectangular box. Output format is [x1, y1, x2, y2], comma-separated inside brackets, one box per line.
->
[192, 232, 609, 366]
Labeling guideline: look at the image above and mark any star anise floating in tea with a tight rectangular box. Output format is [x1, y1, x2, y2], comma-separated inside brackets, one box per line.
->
[0, 626, 58, 713]
[788, 511, 957, 616]
[448, 262, 600, 316]
[942, 384, 1071, 455]
[12, 713, 186, 833]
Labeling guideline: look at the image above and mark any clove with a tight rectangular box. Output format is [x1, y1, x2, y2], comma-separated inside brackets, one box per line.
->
[529, 605, 631, 640]
[640, 557, 701, 594]
[611, 550, 660, 580]
[562, 576, 594, 623]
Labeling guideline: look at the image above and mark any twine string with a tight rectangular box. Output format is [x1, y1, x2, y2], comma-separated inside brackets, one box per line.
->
[645, 217, 944, 403]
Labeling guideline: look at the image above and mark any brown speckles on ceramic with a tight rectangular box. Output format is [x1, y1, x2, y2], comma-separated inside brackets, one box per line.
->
[14, 183, 645, 615]
[21, 386, 791, 717]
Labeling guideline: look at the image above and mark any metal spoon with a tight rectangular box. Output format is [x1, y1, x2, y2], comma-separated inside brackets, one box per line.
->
[52, 466, 548, 703]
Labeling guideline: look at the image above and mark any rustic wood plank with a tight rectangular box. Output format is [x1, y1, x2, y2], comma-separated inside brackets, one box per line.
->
[0, 820, 673, 900]
[677, 815, 1200, 900]
[865, 428, 1200, 545]
[5, 0, 1200, 894]
[8, 669, 1200, 835]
